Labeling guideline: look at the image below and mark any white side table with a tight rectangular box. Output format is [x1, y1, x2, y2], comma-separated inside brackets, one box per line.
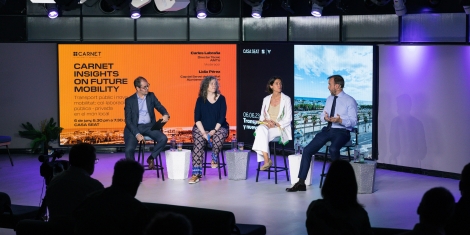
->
[350, 160, 377, 194]
[225, 150, 250, 180]
[165, 149, 191, 180]
[288, 154, 314, 186]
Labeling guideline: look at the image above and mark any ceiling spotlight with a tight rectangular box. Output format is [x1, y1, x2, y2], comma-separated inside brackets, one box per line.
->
[310, 0, 333, 17]
[243, 0, 265, 18]
[129, 0, 151, 19]
[460, 0, 470, 13]
[46, 3, 59, 19]
[251, 3, 263, 18]
[129, 4, 140, 19]
[311, 3, 322, 17]
[393, 0, 406, 16]
[196, 0, 207, 19]
[464, 6, 470, 14]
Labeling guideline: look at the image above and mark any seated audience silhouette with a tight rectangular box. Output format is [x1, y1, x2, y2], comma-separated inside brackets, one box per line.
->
[45, 143, 104, 233]
[74, 158, 150, 235]
[399, 187, 455, 235]
[306, 160, 373, 235]
[145, 212, 192, 235]
[446, 163, 470, 235]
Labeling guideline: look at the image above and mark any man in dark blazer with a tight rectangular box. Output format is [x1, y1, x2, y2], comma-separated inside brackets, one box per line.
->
[124, 76, 169, 169]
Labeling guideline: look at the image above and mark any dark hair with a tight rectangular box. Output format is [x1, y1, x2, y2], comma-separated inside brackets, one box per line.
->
[417, 187, 455, 225]
[112, 159, 144, 191]
[198, 76, 220, 101]
[145, 212, 192, 235]
[328, 75, 345, 88]
[134, 76, 147, 88]
[69, 143, 96, 169]
[460, 163, 470, 194]
[321, 160, 359, 207]
[265, 76, 282, 94]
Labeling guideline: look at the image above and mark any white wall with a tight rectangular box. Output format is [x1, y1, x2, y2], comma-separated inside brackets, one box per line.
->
[378, 45, 470, 173]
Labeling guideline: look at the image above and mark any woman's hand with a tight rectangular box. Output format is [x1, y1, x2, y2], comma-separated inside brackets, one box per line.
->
[209, 130, 216, 136]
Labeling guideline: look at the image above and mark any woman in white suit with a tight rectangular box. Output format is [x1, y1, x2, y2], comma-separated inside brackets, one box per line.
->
[252, 76, 292, 170]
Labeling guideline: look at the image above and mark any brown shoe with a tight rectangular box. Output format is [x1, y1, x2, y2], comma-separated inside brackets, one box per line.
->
[211, 160, 218, 168]
[188, 175, 200, 184]
[147, 157, 155, 170]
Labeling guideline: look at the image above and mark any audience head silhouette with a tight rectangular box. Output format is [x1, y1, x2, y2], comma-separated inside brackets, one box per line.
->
[322, 160, 359, 207]
[69, 143, 97, 175]
[417, 187, 455, 226]
[460, 163, 470, 197]
[145, 212, 192, 235]
[111, 158, 144, 197]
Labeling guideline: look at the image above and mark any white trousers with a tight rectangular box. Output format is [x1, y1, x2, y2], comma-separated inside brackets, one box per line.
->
[252, 125, 281, 162]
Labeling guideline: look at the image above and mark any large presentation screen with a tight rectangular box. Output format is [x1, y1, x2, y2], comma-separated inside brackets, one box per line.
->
[58, 44, 237, 145]
[294, 45, 374, 156]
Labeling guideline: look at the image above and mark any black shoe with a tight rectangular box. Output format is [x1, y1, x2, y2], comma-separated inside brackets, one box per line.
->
[147, 157, 155, 170]
[286, 182, 306, 192]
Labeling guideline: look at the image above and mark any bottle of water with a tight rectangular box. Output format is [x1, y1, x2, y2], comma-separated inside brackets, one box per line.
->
[231, 134, 237, 151]
[170, 134, 176, 151]
[354, 144, 360, 162]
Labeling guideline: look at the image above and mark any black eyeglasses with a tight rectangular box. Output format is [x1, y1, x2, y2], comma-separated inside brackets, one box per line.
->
[140, 84, 150, 89]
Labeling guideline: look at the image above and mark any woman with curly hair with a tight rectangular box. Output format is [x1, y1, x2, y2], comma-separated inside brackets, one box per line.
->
[189, 76, 229, 184]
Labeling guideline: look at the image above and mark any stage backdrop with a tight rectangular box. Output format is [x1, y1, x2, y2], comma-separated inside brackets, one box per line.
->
[378, 45, 470, 174]
[294, 45, 374, 158]
[58, 44, 237, 145]
[237, 44, 294, 148]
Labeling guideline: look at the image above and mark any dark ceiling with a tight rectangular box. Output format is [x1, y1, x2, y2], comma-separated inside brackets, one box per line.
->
[0, 0, 467, 17]
[0, 0, 467, 42]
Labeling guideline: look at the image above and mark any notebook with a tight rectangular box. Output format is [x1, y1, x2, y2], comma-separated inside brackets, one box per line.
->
[151, 119, 166, 131]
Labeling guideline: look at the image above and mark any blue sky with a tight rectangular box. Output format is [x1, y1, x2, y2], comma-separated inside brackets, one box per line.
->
[294, 45, 373, 101]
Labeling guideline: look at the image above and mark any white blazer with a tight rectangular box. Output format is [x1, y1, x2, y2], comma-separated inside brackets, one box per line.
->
[259, 92, 293, 141]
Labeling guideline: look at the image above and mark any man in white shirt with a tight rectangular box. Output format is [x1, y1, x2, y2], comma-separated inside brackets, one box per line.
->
[287, 75, 357, 192]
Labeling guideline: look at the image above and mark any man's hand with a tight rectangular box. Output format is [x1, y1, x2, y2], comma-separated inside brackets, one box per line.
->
[136, 134, 144, 142]
[209, 130, 216, 136]
[162, 115, 169, 123]
[325, 112, 342, 124]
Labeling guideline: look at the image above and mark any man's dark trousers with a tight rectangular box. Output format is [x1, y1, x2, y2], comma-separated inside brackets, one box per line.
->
[298, 127, 350, 179]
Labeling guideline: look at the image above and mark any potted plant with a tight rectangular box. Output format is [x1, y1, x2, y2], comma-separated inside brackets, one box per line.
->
[19, 118, 63, 154]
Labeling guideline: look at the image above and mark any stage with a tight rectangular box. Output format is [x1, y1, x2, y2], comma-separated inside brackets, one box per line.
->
[0, 151, 460, 235]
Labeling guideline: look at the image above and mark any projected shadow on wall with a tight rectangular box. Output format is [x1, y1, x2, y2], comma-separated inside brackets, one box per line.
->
[389, 94, 427, 168]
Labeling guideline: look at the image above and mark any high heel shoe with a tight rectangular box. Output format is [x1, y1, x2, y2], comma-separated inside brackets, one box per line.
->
[260, 159, 273, 171]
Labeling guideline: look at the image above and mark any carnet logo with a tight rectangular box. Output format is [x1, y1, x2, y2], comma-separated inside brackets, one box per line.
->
[73, 51, 102, 57]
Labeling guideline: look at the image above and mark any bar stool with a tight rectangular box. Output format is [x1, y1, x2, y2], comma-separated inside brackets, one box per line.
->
[137, 136, 165, 181]
[256, 137, 289, 184]
[319, 128, 358, 188]
[202, 144, 227, 180]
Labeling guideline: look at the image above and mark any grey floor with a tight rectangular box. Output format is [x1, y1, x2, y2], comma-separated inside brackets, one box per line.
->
[0, 151, 461, 235]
